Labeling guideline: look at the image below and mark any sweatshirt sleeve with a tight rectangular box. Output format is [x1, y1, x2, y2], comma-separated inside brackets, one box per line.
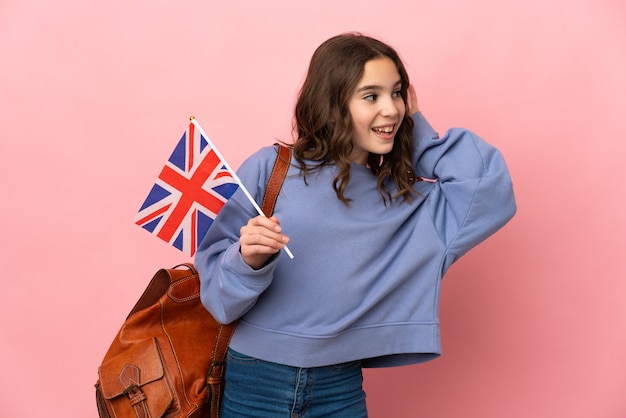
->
[194, 146, 280, 324]
[412, 112, 517, 267]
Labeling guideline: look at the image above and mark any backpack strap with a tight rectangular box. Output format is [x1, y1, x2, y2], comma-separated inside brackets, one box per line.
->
[261, 144, 291, 217]
[205, 145, 291, 414]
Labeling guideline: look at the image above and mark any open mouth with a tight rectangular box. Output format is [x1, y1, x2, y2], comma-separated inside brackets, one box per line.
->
[372, 126, 393, 133]
[372, 125, 395, 135]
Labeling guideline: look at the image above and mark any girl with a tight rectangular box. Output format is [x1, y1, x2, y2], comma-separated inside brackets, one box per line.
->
[195, 33, 516, 417]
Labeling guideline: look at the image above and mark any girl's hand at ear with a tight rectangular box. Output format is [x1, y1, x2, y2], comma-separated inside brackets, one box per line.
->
[239, 215, 290, 270]
[408, 84, 419, 115]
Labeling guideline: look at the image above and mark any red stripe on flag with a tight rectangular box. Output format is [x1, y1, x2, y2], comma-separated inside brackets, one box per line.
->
[156, 149, 226, 242]
[190, 209, 197, 257]
[135, 203, 172, 226]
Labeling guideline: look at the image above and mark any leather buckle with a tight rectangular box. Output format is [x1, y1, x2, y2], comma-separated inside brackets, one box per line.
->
[123, 384, 143, 398]
[123, 384, 147, 406]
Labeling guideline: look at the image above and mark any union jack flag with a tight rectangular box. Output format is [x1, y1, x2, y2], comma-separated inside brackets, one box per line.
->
[135, 121, 238, 256]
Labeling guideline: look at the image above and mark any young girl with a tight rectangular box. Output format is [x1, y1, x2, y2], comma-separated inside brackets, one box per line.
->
[195, 33, 516, 417]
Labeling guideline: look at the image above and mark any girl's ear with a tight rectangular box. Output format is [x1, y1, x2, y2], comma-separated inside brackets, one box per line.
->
[407, 84, 419, 114]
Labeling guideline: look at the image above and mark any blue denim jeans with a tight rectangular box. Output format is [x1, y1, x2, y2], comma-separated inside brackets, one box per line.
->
[221, 348, 368, 417]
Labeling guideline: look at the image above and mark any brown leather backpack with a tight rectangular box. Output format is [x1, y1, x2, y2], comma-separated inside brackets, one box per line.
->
[95, 145, 291, 418]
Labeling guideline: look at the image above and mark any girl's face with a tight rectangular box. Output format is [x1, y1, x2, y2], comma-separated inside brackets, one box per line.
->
[347, 57, 406, 165]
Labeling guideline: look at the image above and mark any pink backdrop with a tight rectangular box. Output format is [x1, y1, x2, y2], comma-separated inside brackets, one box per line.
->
[1, 0, 625, 416]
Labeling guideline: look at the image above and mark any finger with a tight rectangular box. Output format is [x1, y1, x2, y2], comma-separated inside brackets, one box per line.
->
[240, 229, 288, 250]
[248, 215, 282, 232]
[240, 217, 289, 247]
[239, 231, 288, 269]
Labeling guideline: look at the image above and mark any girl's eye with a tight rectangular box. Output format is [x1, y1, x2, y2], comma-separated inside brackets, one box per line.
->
[364, 94, 377, 102]
[392, 90, 402, 98]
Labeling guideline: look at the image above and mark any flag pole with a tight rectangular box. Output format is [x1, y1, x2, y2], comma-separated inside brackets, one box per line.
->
[190, 117, 294, 259]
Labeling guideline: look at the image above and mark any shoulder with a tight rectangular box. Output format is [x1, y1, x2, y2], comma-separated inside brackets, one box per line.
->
[237, 144, 284, 185]
[243, 144, 280, 163]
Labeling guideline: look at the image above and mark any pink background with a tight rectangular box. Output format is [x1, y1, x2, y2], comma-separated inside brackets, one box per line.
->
[1, 0, 625, 416]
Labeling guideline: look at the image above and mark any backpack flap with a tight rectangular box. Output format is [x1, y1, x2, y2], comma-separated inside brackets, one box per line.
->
[97, 337, 173, 417]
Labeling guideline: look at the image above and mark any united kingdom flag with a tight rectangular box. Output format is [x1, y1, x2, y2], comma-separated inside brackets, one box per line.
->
[135, 121, 239, 256]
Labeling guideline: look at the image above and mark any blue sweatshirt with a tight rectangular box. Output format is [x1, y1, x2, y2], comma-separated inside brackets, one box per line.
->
[195, 112, 516, 368]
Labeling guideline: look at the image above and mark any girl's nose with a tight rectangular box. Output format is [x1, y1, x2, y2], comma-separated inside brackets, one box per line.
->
[380, 97, 400, 117]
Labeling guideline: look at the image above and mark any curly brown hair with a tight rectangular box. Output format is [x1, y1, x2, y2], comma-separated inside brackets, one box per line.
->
[293, 32, 419, 206]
